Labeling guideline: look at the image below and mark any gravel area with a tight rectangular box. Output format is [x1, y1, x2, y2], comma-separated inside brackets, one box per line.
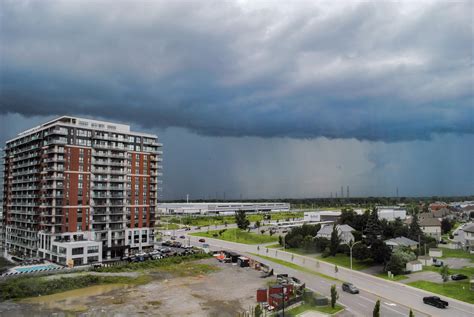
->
[0, 258, 268, 317]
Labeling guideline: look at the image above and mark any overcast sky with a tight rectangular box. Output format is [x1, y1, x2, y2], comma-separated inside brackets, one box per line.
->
[1, 0, 473, 199]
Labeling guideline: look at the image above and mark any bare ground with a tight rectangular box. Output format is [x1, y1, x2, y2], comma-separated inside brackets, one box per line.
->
[0, 259, 267, 317]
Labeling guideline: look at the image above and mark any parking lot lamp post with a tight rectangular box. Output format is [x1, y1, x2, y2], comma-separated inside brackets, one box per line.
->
[345, 240, 362, 270]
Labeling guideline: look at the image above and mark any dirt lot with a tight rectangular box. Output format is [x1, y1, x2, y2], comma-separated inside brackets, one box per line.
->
[0, 258, 268, 317]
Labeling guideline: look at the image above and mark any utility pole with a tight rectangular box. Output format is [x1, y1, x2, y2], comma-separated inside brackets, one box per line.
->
[347, 186, 349, 198]
[186, 194, 189, 204]
[341, 186, 343, 198]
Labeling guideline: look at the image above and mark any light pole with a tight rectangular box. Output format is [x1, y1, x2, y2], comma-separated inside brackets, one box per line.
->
[344, 240, 362, 270]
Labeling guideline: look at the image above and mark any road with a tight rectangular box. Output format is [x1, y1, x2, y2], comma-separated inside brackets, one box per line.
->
[181, 233, 474, 317]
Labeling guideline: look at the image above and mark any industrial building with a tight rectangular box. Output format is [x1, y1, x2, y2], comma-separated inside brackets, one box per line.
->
[377, 207, 407, 221]
[2, 116, 163, 264]
[303, 211, 341, 222]
[157, 202, 290, 215]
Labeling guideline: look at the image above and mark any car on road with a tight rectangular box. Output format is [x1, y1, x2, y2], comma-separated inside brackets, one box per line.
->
[433, 261, 444, 267]
[170, 236, 176, 240]
[179, 235, 186, 239]
[195, 226, 201, 230]
[423, 296, 448, 309]
[198, 238, 206, 243]
[451, 274, 468, 281]
[185, 227, 191, 231]
[342, 282, 359, 294]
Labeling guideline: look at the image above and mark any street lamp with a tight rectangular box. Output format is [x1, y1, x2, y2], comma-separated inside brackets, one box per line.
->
[344, 240, 362, 270]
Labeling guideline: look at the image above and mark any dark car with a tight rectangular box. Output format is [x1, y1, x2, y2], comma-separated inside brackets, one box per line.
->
[199, 238, 206, 243]
[433, 259, 444, 267]
[342, 282, 359, 294]
[451, 274, 468, 281]
[170, 236, 176, 240]
[180, 235, 186, 239]
[423, 296, 448, 309]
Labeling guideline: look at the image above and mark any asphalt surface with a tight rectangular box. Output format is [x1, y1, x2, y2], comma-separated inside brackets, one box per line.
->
[179, 231, 474, 317]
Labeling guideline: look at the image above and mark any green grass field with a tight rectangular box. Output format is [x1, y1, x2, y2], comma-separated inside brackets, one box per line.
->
[165, 212, 304, 227]
[286, 302, 344, 316]
[191, 228, 278, 244]
[316, 253, 373, 270]
[439, 247, 474, 262]
[408, 280, 474, 304]
[250, 253, 338, 281]
[266, 243, 282, 249]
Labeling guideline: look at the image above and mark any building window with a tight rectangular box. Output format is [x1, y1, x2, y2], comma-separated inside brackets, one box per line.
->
[87, 246, 99, 254]
[72, 247, 84, 255]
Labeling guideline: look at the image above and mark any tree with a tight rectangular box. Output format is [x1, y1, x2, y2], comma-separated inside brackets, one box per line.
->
[370, 240, 391, 265]
[364, 208, 382, 244]
[409, 309, 415, 317]
[373, 299, 380, 317]
[386, 248, 415, 275]
[329, 224, 340, 256]
[352, 243, 370, 261]
[441, 218, 452, 235]
[255, 220, 261, 229]
[408, 213, 423, 242]
[235, 210, 249, 230]
[254, 304, 263, 317]
[330, 284, 338, 308]
[440, 264, 450, 282]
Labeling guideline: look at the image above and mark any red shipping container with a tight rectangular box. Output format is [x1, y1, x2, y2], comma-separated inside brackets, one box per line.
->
[256, 288, 267, 303]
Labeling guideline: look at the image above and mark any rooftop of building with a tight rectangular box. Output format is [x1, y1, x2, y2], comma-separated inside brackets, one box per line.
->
[7, 116, 158, 143]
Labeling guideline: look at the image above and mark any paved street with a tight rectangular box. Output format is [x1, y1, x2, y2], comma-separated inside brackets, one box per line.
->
[183, 233, 474, 317]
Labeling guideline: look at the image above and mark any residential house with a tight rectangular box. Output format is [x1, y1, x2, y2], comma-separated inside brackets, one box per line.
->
[384, 237, 419, 250]
[419, 217, 441, 240]
[453, 223, 474, 252]
[316, 224, 355, 244]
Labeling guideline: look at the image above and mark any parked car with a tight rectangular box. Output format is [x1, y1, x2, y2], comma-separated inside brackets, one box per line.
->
[185, 227, 191, 231]
[198, 238, 206, 243]
[423, 296, 448, 309]
[342, 282, 359, 294]
[195, 226, 201, 230]
[179, 235, 186, 239]
[451, 274, 468, 281]
[170, 236, 176, 240]
[433, 260, 444, 267]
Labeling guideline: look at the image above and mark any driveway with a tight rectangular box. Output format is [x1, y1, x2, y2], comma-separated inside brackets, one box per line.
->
[442, 257, 474, 269]
[400, 271, 442, 284]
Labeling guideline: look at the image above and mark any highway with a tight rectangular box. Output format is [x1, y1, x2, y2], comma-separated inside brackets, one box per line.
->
[177, 232, 474, 317]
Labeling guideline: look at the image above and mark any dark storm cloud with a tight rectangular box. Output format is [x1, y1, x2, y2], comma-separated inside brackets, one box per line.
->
[0, 0, 472, 142]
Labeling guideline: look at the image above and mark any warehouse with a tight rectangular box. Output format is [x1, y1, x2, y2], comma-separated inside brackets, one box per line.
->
[157, 202, 290, 215]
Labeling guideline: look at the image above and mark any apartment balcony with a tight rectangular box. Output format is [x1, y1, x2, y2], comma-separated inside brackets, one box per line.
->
[49, 128, 68, 135]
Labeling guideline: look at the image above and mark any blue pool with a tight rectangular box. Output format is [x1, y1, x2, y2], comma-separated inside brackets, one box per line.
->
[14, 264, 60, 273]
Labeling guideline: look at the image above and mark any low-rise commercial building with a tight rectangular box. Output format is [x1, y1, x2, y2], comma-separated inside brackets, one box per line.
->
[377, 207, 407, 221]
[157, 202, 290, 216]
[303, 211, 341, 223]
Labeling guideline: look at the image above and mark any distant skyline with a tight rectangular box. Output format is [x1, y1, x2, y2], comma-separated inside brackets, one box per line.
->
[1, 1, 473, 199]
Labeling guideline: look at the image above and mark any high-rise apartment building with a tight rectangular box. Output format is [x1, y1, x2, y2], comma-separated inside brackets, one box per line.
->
[2, 116, 162, 265]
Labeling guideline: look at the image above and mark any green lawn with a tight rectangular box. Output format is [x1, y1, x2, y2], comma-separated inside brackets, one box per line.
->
[191, 228, 278, 244]
[375, 273, 408, 281]
[316, 254, 373, 270]
[266, 243, 282, 249]
[408, 280, 474, 304]
[286, 302, 344, 316]
[250, 253, 338, 281]
[439, 247, 474, 262]
[156, 223, 181, 230]
[166, 212, 304, 227]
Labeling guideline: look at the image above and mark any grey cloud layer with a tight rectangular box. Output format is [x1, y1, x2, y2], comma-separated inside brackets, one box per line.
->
[1, 0, 472, 141]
